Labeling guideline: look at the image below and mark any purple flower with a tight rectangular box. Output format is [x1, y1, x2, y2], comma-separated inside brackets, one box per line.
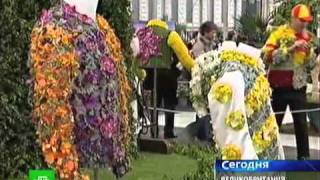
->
[85, 70, 102, 85]
[86, 116, 102, 128]
[136, 27, 162, 64]
[79, 14, 94, 25]
[82, 95, 99, 109]
[106, 114, 116, 122]
[113, 146, 125, 159]
[100, 118, 118, 139]
[101, 56, 116, 75]
[63, 4, 77, 20]
[85, 37, 98, 51]
[95, 31, 104, 41]
[40, 9, 53, 26]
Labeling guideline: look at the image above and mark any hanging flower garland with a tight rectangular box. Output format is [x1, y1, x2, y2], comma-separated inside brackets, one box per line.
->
[220, 50, 260, 71]
[252, 115, 279, 154]
[30, 22, 87, 179]
[30, 3, 134, 179]
[190, 47, 279, 159]
[245, 74, 272, 117]
[97, 15, 133, 167]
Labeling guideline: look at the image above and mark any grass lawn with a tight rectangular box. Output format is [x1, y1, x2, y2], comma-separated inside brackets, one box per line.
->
[83, 152, 198, 180]
[9, 153, 320, 180]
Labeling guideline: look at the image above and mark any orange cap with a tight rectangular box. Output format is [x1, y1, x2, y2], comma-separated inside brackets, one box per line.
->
[291, 4, 313, 22]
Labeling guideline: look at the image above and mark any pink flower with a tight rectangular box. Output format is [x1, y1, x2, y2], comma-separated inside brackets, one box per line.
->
[100, 120, 118, 139]
[79, 14, 94, 24]
[40, 9, 53, 26]
[136, 27, 162, 64]
[101, 56, 116, 75]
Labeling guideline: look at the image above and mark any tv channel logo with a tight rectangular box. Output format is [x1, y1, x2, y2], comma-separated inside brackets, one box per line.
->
[28, 170, 55, 180]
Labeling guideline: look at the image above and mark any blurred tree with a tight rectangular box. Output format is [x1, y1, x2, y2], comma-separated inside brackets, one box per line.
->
[236, 14, 270, 48]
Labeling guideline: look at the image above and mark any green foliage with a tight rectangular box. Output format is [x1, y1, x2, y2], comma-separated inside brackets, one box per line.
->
[271, 0, 320, 33]
[174, 143, 218, 180]
[97, 0, 134, 58]
[0, 0, 60, 178]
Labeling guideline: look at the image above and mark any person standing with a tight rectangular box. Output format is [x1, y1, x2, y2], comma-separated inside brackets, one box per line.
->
[191, 21, 219, 58]
[263, 4, 317, 159]
[191, 21, 219, 141]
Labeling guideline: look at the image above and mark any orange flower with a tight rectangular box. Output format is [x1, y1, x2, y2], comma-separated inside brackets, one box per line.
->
[47, 89, 57, 98]
[45, 151, 56, 164]
[37, 79, 46, 88]
[59, 52, 76, 66]
[43, 114, 54, 124]
[61, 142, 71, 154]
[50, 134, 58, 145]
[56, 106, 68, 117]
[64, 160, 75, 172]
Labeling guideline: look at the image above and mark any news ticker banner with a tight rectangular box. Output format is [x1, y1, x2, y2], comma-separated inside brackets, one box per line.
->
[216, 160, 320, 173]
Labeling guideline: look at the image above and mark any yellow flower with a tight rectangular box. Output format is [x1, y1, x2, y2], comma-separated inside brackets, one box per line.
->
[221, 144, 242, 160]
[253, 114, 278, 154]
[167, 31, 195, 71]
[212, 83, 233, 104]
[245, 75, 271, 116]
[293, 51, 307, 66]
[225, 111, 245, 130]
[146, 19, 168, 29]
[220, 50, 259, 70]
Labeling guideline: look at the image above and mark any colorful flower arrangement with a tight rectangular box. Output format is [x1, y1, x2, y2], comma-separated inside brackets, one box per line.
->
[97, 16, 133, 173]
[265, 25, 314, 66]
[190, 50, 267, 117]
[30, 3, 132, 179]
[189, 50, 220, 117]
[30, 17, 86, 180]
[221, 144, 242, 160]
[136, 27, 162, 65]
[190, 46, 279, 159]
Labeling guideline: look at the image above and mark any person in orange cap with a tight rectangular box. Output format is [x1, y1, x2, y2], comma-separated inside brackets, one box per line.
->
[263, 4, 317, 160]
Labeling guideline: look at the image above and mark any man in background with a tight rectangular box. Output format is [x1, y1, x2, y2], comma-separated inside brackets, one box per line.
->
[263, 4, 317, 159]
